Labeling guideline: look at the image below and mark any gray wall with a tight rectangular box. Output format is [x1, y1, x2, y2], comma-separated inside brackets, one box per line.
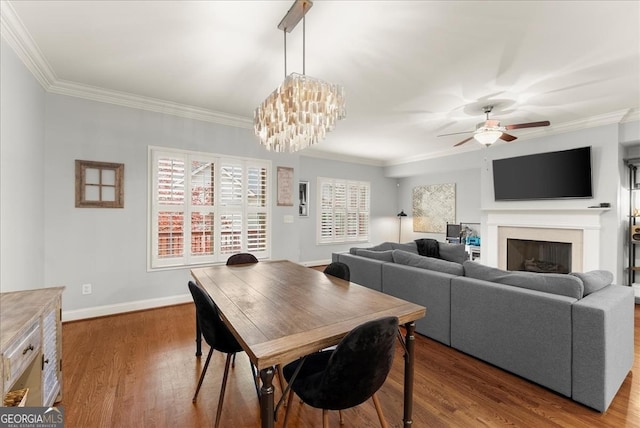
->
[297, 156, 397, 262]
[42, 93, 306, 313]
[3, 36, 639, 317]
[395, 168, 481, 243]
[1, 39, 46, 293]
[388, 124, 631, 282]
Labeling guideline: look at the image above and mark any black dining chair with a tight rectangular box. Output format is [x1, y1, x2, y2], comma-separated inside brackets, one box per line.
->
[282, 316, 399, 428]
[323, 262, 350, 281]
[226, 252, 259, 265]
[188, 281, 255, 428]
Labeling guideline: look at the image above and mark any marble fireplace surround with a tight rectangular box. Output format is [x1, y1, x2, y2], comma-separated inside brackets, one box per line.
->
[484, 209, 605, 273]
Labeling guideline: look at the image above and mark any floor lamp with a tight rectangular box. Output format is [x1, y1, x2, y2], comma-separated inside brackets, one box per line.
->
[397, 210, 407, 243]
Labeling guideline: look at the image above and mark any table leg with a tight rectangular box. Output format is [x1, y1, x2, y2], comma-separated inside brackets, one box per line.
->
[259, 366, 275, 428]
[403, 321, 416, 427]
[195, 312, 202, 357]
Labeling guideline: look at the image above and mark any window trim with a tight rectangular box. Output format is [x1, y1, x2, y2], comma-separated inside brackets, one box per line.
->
[316, 177, 370, 245]
[148, 146, 271, 271]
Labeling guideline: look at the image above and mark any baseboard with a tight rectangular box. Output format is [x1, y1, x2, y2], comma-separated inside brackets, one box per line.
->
[299, 259, 332, 267]
[633, 284, 640, 305]
[62, 293, 192, 322]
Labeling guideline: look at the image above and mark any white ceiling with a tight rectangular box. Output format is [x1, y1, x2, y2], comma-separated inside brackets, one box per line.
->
[3, 0, 640, 165]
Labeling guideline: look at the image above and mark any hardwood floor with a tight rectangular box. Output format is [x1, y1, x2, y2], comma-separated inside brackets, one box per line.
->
[61, 298, 640, 427]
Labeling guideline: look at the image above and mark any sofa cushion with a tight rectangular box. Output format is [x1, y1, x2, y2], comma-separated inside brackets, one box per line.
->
[350, 241, 418, 255]
[463, 261, 584, 299]
[393, 242, 419, 254]
[569, 270, 613, 296]
[392, 250, 464, 276]
[438, 242, 468, 264]
[354, 249, 394, 262]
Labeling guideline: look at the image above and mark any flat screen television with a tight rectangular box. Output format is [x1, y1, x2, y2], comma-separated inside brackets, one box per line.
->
[493, 146, 593, 201]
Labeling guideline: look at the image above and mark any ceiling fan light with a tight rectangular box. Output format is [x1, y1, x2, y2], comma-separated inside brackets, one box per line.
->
[474, 130, 502, 146]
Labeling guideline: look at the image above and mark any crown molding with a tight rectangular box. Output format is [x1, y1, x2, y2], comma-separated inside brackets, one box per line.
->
[299, 147, 385, 167]
[385, 109, 639, 167]
[48, 79, 253, 129]
[3, 0, 638, 165]
[621, 108, 640, 123]
[1, 0, 252, 129]
[0, 0, 56, 88]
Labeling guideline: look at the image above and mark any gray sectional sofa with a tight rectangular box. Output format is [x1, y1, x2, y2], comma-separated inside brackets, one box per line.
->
[332, 241, 635, 412]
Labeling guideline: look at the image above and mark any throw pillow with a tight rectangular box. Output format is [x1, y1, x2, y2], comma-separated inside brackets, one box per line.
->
[438, 242, 469, 264]
[463, 261, 584, 299]
[392, 250, 464, 276]
[355, 249, 394, 262]
[569, 270, 613, 296]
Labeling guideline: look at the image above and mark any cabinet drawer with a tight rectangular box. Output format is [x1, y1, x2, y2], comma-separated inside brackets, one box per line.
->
[3, 322, 41, 392]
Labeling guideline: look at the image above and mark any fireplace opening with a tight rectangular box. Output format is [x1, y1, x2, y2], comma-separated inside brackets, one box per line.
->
[507, 238, 572, 273]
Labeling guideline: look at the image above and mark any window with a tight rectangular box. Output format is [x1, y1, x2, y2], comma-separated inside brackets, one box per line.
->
[149, 147, 270, 269]
[317, 177, 370, 244]
[75, 160, 124, 208]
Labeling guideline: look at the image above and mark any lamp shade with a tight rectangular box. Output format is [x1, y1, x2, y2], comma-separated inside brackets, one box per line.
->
[474, 130, 503, 146]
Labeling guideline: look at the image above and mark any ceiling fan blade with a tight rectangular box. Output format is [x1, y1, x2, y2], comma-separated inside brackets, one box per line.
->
[454, 136, 475, 147]
[437, 130, 473, 137]
[499, 133, 517, 142]
[505, 120, 550, 130]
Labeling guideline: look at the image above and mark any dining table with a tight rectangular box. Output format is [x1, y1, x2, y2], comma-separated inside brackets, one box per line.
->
[191, 259, 426, 428]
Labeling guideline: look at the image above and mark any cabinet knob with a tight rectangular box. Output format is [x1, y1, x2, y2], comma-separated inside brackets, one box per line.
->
[22, 344, 34, 355]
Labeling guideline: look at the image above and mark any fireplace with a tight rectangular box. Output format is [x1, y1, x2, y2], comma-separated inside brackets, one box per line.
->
[507, 238, 571, 273]
[485, 210, 604, 273]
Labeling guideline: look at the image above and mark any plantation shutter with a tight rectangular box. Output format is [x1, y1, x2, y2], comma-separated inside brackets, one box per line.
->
[317, 177, 370, 244]
[150, 148, 271, 269]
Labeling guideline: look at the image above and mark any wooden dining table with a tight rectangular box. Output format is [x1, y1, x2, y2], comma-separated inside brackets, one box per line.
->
[191, 260, 426, 428]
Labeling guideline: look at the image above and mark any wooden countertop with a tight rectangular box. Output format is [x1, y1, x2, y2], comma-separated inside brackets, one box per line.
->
[0, 287, 65, 354]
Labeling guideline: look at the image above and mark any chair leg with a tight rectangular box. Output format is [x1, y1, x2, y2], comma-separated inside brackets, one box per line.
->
[214, 353, 233, 428]
[371, 393, 388, 428]
[282, 388, 295, 428]
[232, 352, 236, 368]
[275, 365, 286, 404]
[323, 409, 329, 428]
[192, 347, 214, 402]
[250, 362, 260, 398]
[339, 409, 344, 425]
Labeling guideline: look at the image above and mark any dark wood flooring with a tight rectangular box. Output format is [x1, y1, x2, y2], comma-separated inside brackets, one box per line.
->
[60, 288, 640, 427]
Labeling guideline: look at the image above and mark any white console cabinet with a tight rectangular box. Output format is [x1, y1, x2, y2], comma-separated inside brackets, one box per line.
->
[1, 287, 64, 407]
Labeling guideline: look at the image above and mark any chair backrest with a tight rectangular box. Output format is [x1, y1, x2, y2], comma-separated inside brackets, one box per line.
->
[323, 262, 350, 281]
[319, 316, 398, 409]
[188, 281, 241, 354]
[226, 253, 259, 265]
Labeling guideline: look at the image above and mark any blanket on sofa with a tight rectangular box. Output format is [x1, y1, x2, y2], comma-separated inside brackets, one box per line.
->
[415, 238, 440, 258]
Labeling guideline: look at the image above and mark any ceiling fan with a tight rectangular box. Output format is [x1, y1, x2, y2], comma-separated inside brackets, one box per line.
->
[438, 106, 550, 147]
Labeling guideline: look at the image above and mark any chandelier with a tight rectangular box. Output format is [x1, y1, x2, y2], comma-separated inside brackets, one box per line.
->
[254, 0, 346, 152]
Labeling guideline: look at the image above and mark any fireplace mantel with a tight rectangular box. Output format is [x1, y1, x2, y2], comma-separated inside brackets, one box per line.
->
[484, 209, 604, 272]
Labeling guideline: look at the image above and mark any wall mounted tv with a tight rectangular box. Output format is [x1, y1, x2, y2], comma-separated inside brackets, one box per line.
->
[492, 146, 593, 201]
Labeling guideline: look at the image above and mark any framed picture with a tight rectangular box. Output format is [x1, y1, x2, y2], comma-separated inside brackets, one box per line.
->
[299, 181, 309, 217]
[277, 166, 294, 206]
[75, 160, 124, 208]
[412, 183, 455, 233]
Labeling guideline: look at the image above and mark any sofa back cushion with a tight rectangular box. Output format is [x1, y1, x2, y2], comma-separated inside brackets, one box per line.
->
[350, 241, 418, 255]
[463, 261, 584, 299]
[392, 250, 464, 276]
[569, 270, 613, 296]
[354, 249, 394, 262]
[438, 242, 469, 264]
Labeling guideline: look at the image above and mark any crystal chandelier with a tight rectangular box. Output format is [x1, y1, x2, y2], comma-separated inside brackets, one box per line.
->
[254, 0, 346, 153]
